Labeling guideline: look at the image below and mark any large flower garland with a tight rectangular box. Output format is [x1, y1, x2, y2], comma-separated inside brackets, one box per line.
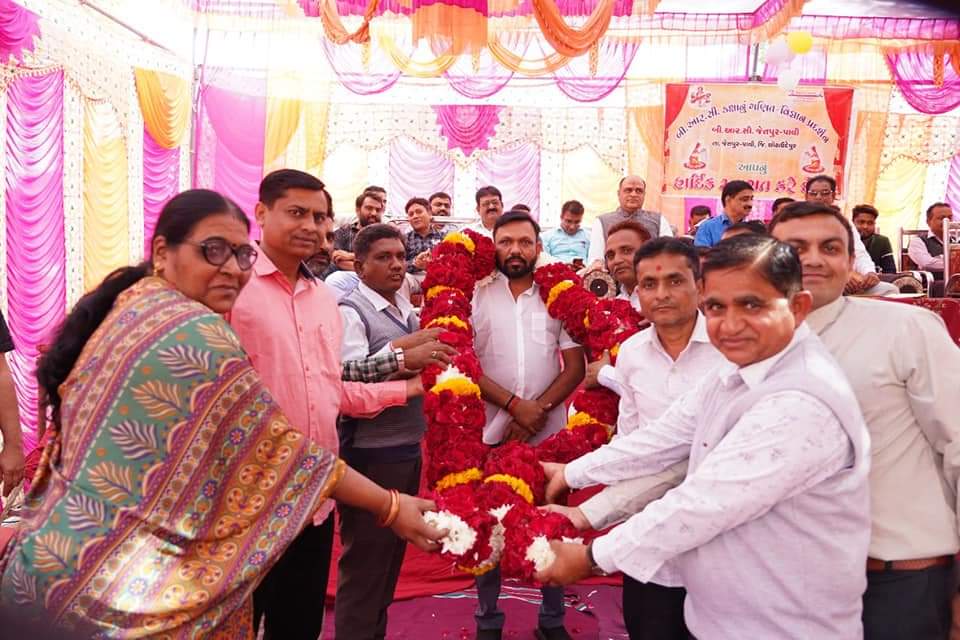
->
[420, 230, 644, 581]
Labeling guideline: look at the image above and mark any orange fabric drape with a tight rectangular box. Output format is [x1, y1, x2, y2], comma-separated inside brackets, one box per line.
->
[412, 5, 487, 56]
[530, 0, 615, 57]
[626, 104, 665, 212]
[133, 68, 190, 149]
[320, 0, 379, 44]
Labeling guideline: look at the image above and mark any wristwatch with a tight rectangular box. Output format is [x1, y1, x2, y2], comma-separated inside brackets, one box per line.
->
[393, 347, 406, 371]
[586, 541, 607, 576]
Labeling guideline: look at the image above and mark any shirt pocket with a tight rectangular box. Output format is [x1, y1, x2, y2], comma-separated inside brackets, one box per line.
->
[530, 311, 553, 347]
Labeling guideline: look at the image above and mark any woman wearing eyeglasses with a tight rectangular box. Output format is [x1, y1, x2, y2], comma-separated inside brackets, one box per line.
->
[0, 189, 443, 638]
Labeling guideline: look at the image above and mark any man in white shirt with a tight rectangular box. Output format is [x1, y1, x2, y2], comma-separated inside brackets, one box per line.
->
[770, 201, 960, 640]
[473, 210, 585, 640]
[467, 185, 504, 238]
[537, 234, 872, 640]
[564, 238, 726, 640]
[804, 174, 897, 295]
[908, 202, 952, 278]
[603, 219, 651, 310]
[586, 176, 673, 265]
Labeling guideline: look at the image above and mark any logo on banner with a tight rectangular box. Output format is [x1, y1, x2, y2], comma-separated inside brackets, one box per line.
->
[689, 86, 712, 109]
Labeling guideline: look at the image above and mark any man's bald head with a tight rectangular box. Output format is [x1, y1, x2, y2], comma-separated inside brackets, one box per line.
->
[618, 175, 647, 213]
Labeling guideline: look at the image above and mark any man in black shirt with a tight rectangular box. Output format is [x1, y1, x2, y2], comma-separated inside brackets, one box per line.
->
[852, 204, 897, 274]
[0, 311, 23, 495]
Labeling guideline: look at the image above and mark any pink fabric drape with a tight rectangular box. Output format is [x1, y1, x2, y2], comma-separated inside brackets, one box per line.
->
[388, 137, 455, 209]
[885, 48, 960, 115]
[0, 0, 40, 63]
[321, 38, 402, 95]
[553, 37, 641, 101]
[143, 126, 181, 255]
[433, 105, 502, 156]
[791, 15, 959, 41]
[4, 71, 65, 453]
[477, 142, 541, 220]
[197, 77, 267, 236]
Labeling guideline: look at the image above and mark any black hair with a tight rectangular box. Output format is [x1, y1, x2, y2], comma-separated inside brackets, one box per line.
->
[37, 189, 247, 429]
[721, 180, 753, 206]
[405, 197, 430, 214]
[769, 201, 855, 257]
[259, 169, 333, 218]
[702, 234, 803, 298]
[428, 192, 451, 204]
[606, 219, 652, 245]
[851, 204, 879, 220]
[561, 200, 585, 216]
[689, 205, 711, 218]
[364, 185, 386, 194]
[633, 237, 701, 279]
[493, 210, 540, 237]
[805, 174, 836, 193]
[926, 201, 951, 220]
[771, 197, 795, 212]
[355, 191, 384, 210]
[475, 185, 503, 205]
[723, 220, 769, 237]
[511, 204, 531, 213]
[353, 223, 405, 261]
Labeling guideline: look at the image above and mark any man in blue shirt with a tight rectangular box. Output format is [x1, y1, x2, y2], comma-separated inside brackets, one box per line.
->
[694, 180, 754, 248]
[542, 200, 590, 263]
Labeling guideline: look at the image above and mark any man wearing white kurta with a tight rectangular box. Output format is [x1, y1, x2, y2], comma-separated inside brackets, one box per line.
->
[770, 201, 960, 640]
[538, 235, 871, 640]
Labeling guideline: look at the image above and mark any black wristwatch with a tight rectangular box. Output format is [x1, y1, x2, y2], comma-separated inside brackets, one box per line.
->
[586, 541, 607, 576]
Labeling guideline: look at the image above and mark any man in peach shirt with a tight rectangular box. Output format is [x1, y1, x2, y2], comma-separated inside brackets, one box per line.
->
[229, 170, 443, 640]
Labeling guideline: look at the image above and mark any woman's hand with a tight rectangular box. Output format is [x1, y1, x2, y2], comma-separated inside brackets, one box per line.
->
[390, 494, 446, 552]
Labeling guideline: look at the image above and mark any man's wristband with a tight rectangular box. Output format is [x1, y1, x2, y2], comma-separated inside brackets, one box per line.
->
[393, 347, 405, 371]
[505, 394, 517, 412]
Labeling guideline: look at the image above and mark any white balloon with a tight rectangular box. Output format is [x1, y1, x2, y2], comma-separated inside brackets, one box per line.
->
[777, 68, 801, 92]
[765, 39, 791, 66]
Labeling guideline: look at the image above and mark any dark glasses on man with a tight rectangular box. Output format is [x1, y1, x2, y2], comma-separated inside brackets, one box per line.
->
[187, 237, 258, 271]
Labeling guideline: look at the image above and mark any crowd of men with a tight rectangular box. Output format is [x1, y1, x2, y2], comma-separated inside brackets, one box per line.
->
[0, 167, 957, 640]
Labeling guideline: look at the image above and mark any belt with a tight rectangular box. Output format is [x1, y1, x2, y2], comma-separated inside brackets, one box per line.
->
[866, 555, 954, 572]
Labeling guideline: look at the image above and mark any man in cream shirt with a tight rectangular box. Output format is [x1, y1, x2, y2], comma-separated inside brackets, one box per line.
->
[559, 237, 726, 640]
[770, 201, 960, 640]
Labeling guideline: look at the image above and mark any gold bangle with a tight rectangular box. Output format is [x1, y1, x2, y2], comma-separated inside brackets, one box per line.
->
[377, 489, 401, 527]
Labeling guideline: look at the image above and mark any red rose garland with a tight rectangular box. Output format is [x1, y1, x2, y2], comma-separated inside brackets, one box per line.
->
[420, 230, 645, 580]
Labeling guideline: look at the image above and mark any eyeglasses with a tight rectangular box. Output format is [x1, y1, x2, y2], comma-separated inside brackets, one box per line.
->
[806, 190, 835, 197]
[186, 237, 258, 271]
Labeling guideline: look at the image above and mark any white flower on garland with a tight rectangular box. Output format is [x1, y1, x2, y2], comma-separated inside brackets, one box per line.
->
[524, 535, 585, 572]
[424, 510, 477, 556]
[435, 365, 469, 386]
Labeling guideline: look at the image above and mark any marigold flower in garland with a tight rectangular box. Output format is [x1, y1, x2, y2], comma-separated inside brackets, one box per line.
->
[534, 262, 580, 295]
[536, 422, 611, 464]
[421, 351, 482, 390]
[482, 441, 546, 505]
[442, 231, 477, 254]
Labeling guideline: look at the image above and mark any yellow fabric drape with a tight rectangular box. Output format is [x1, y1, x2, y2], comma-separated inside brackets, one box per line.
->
[305, 100, 331, 177]
[264, 97, 302, 166]
[377, 35, 459, 77]
[874, 157, 927, 247]
[487, 32, 571, 76]
[561, 146, 620, 227]
[320, 0, 379, 44]
[624, 104, 665, 213]
[83, 100, 130, 292]
[530, 0, 615, 57]
[847, 110, 890, 209]
[133, 68, 190, 149]
[322, 145, 369, 216]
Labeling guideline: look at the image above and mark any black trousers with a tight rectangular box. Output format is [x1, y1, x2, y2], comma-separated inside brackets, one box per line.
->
[623, 575, 690, 640]
[334, 454, 422, 640]
[863, 563, 953, 640]
[253, 516, 335, 640]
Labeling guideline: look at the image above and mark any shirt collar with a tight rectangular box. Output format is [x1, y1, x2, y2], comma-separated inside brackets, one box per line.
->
[805, 296, 846, 335]
[719, 324, 811, 390]
[252, 246, 315, 281]
[494, 271, 538, 298]
[642, 311, 711, 353]
[357, 280, 413, 319]
[926, 231, 944, 245]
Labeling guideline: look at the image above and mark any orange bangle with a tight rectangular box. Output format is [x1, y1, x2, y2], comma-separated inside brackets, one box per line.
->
[377, 489, 401, 527]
